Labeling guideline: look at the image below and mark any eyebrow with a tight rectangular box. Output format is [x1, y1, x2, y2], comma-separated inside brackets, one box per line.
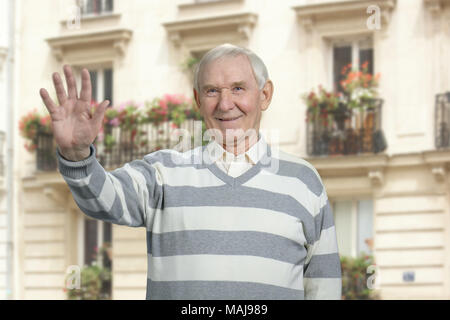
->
[201, 81, 248, 91]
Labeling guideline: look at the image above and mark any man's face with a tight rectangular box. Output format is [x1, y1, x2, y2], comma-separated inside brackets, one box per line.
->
[194, 54, 273, 146]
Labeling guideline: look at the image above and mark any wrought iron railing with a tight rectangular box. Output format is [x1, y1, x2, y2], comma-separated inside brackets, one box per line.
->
[435, 92, 450, 149]
[96, 119, 203, 169]
[36, 119, 204, 171]
[306, 99, 387, 156]
[0, 131, 5, 176]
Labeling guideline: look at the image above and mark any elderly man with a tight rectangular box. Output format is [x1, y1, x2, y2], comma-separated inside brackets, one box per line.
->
[39, 44, 341, 300]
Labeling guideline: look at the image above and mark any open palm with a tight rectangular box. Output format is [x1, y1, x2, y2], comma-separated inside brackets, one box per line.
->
[39, 65, 110, 161]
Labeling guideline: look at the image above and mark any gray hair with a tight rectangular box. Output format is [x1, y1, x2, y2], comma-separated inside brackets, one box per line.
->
[193, 43, 269, 93]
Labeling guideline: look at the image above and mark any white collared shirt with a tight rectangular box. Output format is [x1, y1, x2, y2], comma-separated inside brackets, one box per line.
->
[206, 133, 267, 177]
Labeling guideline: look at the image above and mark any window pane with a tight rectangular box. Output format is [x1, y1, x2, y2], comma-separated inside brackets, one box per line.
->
[333, 46, 352, 93]
[103, 69, 113, 105]
[359, 48, 374, 74]
[104, 0, 113, 12]
[357, 199, 373, 255]
[85, 0, 94, 14]
[89, 70, 98, 103]
[84, 218, 98, 265]
[96, 0, 103, 13]
[333, 200, 353, 257]
[102, 222, 112, 268]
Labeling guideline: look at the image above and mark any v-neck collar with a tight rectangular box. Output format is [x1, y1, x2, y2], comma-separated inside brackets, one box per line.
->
[202, 134, 272, 187]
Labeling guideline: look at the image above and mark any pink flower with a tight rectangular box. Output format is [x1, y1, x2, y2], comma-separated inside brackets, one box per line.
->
[117, 102, 127, 112]
[159, 99, 168, 110]
[164, 93, 185, 105]
[109, 118, 120, 127]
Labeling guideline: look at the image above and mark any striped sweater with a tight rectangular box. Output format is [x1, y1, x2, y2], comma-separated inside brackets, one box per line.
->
[57, 135, 342, 300]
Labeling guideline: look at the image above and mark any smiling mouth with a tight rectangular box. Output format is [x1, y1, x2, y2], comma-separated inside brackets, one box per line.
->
[217, 116, 242, 121]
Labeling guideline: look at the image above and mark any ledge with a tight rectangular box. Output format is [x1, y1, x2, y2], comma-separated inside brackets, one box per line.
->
[423, 0, 450, 12]
[305, 152, 389, 169]
[163, 12, 257, 48]
[292, 0, 396, 32]
[59, 12, 121, 31]
[178, 0, 243, 10]
[306, 148, 450, 186]
[46, 28, 132, 64]
[305, 152, 389, 181]
[423, 148, 450, 164]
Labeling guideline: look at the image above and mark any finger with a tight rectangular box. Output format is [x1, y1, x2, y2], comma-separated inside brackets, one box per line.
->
[80, 68, 92, 103]
[63, 65, 78, 100]
[39, 88, 58, 115]
[52, 72, 67, 106]
[93, 100, 110, 124]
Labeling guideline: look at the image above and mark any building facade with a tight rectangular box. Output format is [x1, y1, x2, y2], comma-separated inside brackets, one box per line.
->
[5, 0, 450, 299]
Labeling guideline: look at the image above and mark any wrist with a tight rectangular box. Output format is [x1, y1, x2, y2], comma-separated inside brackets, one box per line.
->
[59, 146, 91, 162]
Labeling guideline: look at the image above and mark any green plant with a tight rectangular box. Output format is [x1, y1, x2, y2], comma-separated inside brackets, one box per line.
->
[303, 61, 381, 128]
[339, 61, 380, 110]
[100, 100, 147, 151]
[303, 85, 340, 127]
[340, 254, 380, 300]
[23, 94, 206, 155]
[181, 55, 200, 73]
[65, 246, 112, 300]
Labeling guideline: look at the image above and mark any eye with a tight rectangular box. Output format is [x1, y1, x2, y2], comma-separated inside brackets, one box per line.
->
[205, 88, 219, 96]
[233, 87, 244, 92]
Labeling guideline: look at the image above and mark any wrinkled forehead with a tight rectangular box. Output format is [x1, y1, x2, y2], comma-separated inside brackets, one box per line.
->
[199, 54, 258, 88]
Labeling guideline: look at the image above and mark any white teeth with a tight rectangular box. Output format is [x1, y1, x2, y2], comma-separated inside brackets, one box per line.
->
[219, 116, 240, 121]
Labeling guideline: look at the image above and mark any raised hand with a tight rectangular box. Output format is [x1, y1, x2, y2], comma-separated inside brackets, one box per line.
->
[39, 65, 110, 161]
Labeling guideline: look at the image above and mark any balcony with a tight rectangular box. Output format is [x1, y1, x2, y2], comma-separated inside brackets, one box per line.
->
[306, 98, 387, 157]
[435, 91, 450, 149]
[35, 119, 203, 172]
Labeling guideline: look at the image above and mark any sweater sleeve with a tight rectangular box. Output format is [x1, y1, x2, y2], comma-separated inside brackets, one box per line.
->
[303, 183, 342, 300]
[56, 144, 164, 228]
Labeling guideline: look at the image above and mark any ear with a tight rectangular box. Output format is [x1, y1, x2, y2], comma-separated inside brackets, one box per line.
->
[260, 80, 273, 111]
[193, 88, 201, 110]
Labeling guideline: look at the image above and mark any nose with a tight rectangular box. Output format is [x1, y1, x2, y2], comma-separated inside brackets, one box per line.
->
[217, 89, 235, 112]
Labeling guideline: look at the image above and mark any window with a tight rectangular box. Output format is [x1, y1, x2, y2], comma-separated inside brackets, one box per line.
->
[79, 216, 112, 297]
[332, 199, 374, 258]
[81, 67, 113, 266]
[88, 67, 114, 105]
[78, 0, 113, 16]
[83, 218, 112, 267]
[331, 37, 373, 94]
